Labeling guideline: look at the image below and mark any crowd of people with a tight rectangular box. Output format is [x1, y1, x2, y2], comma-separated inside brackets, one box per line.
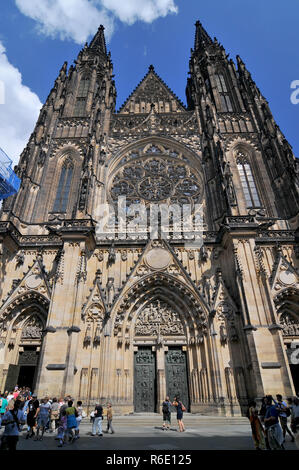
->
[0, 385, 115, 451]
[247, 394, 299, 450]
[1, 385, 299, 451]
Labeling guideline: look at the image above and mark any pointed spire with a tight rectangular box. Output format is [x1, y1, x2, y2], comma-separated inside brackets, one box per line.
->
[89, 25, 107, 55]
[194, 20, 213, 51]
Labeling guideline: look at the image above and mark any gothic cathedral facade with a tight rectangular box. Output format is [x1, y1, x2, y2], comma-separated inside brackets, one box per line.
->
[0, 22, 298, 415]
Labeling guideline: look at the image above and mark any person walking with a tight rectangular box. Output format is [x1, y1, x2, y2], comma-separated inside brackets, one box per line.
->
[74, 401, 83, 439]
[0, 399, 25, 451]
[247, 400, 266, 450]
[274, 394, 295, 443]
[26, 394, 39, 439]
[92, 402, 103, 436]
[50, 398, 59, 433]
[264, 395, 284, 450]
[65, 400, 78, 443]
[172, 396, 186, 432]
[105, 403, 115, 434]
[57, 410, 67, 447]
[0, 393, 8, 427]
[162, 396, 172, 430]
[35, 397, 51, 441]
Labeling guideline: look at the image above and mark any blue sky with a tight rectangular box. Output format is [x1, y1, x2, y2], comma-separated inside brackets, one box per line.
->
[0, 0, 298, 162]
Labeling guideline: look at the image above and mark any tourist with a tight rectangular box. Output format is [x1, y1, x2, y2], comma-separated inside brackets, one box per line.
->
[13, 387, 19, 400]
[50, 398, 59, 433]
[35, 397, 51, 440]
[162, 396, 172, 430]
[273, 394, 294, 442]
[57, 410, 67, 447]
[59, 398, 68, 420]
[92, 402, 103, 436]
[105, 402, 115, 434]
[291, 397, 299, 449]
[172, 396, 186, 432]
[65, 400, 78, 442]
[259, 397, 267, 424]
[6, 391, 14, 402]
[247, 400, 266, 450]
[0, 399, 25, 451]
[0, 393, 8, 426]
[75, 400, 83, 439]
[264, 395, 284, 450]
[25, 394, 39, 439]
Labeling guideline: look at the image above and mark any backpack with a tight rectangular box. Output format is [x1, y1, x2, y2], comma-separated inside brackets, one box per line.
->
[181, 404, 186, 412]
[285, 407, 291, 417]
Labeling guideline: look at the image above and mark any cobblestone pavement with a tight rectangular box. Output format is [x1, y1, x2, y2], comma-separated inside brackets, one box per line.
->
[8, 414, 298, 451]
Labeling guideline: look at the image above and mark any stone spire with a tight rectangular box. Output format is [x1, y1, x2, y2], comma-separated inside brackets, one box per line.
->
[194, 20, 213, 51]
[88, 24, 107, 55]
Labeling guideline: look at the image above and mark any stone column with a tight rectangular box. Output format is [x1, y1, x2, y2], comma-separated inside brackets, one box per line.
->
[156, 345, 166, 412]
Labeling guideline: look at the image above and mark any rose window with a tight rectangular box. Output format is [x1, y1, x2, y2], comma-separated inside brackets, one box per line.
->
[139, 176, 173, 201]
[110, 153, 202, 207]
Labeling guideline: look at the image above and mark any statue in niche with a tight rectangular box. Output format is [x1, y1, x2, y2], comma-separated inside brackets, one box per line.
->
[108, 243, 116, 265]
[84, 325, 92, 344]
[106, 278, 115, 306]
[230, 325, 239, 342]
[219, 323, 227, 345]
[223, 162, 236, 204]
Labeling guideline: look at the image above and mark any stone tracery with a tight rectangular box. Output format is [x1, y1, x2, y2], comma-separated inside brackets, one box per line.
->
[109, 144, 202, 208]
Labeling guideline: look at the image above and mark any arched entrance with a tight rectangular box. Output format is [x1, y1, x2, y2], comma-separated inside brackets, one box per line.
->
[275, 288, 299, 393]
[113, 271, 209, 413]
[0, 293, 48, 393]
[133, 297, 189, 412]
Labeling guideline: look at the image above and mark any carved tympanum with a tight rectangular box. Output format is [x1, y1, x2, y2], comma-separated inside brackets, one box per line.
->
[135, 299, 184, 336]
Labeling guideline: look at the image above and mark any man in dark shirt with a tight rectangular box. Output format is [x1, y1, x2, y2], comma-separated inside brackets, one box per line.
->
[91, 403, 103, 436]
[26, 395, 39, 439]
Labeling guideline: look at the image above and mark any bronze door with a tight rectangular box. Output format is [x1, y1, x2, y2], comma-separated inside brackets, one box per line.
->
[165, 348, 189, 411]
[134, 348, 156, 412]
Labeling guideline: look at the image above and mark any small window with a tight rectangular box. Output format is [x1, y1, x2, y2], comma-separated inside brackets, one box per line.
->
[78, 77, 90, 97]
[215, 73, 234, 112]
[53, 158, 74, 212]
[236, 151, 261, 208]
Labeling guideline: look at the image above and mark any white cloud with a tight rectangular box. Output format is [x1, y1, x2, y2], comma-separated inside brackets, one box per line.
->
[100, 0, 178, 24]
[0, 42, 42, 165]
[15, 0, 178, 44]
[15, 0, 114, 44]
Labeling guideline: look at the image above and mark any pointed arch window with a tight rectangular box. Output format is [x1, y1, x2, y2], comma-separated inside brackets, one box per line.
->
[53, 158, 74, 212]
[74, 76, 90, 116]
[215, 73, 233, 112]
[236, 151, 261, 208]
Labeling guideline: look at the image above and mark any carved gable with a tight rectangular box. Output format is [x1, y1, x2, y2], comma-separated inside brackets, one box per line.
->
[270, 254, 299, 292]
[0, 256, 51, 316]
[118, 65, 186, 114]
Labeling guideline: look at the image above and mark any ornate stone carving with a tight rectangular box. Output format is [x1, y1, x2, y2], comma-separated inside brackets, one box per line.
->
[110, 153, 202, 208]
[106, 278, 115, 306]
[216, 302, 239, 343]
[279, 312, 299, 336]
[21, 316, 43, 339]
[135, 299, 184, 336]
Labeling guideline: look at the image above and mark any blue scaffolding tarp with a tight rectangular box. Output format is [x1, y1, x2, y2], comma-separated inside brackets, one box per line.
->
[0, 147, 21, 200]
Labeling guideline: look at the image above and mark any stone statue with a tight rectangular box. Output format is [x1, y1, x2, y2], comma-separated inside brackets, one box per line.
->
[106, 277, 115, 306]
[219, 323, 227, 345]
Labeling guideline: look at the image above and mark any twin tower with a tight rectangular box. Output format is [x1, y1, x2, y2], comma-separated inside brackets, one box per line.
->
[0, 22, 298, 414]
